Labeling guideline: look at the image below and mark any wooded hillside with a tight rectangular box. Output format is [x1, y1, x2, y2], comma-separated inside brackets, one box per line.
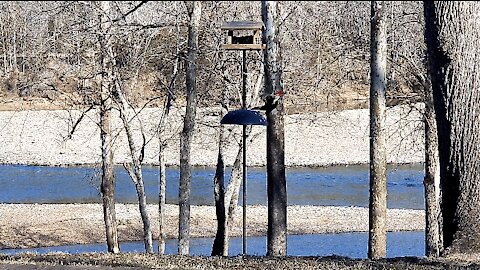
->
[0, 1, 424, 113]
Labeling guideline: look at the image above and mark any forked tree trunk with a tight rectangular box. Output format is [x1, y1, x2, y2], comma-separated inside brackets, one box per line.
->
[211, 126, 226, 256]
[221, 145, 244, 255]
[368, 0, 387, 260]
[98, 0, 119, 254]
[112, 79, 153, 253]
[211, 126, 246, 256]
[179, 1, 202, 255]
[99, 0, 153, 253]
[424, 1, 480, 257]
[262, 0, 287, 257]
[212, 73, 228, 256]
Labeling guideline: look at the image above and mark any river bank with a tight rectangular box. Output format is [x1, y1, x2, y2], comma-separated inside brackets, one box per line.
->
[0, 105, 428, 260]
[0, 203, 424, 250]
[0, 104, 424, 167]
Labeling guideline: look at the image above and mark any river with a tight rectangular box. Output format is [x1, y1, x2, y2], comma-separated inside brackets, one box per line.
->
[0, 163, 424, 209]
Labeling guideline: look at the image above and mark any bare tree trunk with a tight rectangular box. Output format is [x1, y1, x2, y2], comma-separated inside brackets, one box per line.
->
[368, 0, 387, 260]
[221, 144, 244, 255]
[128, 164, 153, 254]
[113, 80, 153, 253]
[107, 25, 153, 252]
[211, 70, 229, 255]
[262, 0, 287, 257]
[158, 2, 181, 254]
[211, 126, 226, 256]
[98, 0, 119, 254]
[158, 142, 167, 254]
[179, 1, 202, 255]
[423, 76, 442, 257]
[424, 1, 480, 257]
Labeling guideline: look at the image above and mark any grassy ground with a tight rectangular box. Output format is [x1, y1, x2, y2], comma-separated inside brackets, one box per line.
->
[1, 253, 480, 270]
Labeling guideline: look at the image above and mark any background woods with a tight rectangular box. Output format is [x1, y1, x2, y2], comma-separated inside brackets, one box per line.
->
[0, 1, 426, 113]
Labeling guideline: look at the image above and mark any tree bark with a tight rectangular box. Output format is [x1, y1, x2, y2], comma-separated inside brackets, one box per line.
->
[424, 1, 480, 256]
[98, 0, 119, 254]
[115, 90, 153, 253]
[262, 0, 287, 257]
[158, 142, 167, 255]
[223, 143, 244, 255]
[211, 128, 226, 256]
[423, 76, 442, 257]
[112, 77, 154, 254]
[179, 1, 201, 255]
[368, 0, 387, 260]
[212, 72, 228, 256]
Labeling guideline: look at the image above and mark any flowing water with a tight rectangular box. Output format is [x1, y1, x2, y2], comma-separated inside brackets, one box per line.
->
[0, 232, 425, 258]
[0, 163, 424, 209]
[0, 163, 425, 257]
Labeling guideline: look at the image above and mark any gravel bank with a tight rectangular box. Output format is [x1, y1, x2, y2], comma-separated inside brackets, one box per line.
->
[0, 104, 424, 167]
[0, 105, 426, 252]
[0, 203, 424, 249]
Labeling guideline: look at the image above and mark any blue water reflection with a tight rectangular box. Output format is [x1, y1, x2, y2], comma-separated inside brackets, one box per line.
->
[0, 163, 425, 209]
[0, 231, 424, 258]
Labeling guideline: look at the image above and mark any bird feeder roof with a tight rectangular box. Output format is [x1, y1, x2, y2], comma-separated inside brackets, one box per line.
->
[221, 21, 263, 30]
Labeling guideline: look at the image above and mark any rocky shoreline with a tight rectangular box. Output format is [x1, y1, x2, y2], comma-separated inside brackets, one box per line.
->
[0, 203, 424, 250]
[0, 105, 424, 167]
[0, 105, 426, 252]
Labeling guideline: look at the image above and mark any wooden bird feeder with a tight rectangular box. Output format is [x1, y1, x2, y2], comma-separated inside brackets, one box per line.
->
[221, 21, 265, 50]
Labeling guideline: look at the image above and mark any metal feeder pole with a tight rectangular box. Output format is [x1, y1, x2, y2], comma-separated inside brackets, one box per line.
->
[242, 49, 247, 256]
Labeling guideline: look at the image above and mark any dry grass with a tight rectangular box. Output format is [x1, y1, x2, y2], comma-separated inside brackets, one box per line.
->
[1, 253, 480, 270]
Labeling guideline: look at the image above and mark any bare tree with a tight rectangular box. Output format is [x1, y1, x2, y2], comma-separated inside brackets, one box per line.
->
[178, 0, 202, 255]
[157, 8, 181, 254]
[211, 117, 227, 256]
[424, 1, 480, 257]
[401, 43, 442, 256]
[112, 76, 154, 254]
[211, 60, 229, 256]
[99, 1, 158, 254]
[98, 0, 119, 254]
[368, 0, 387, 260]
[262, 0, 287, 257]
[211, 51, 264, 255]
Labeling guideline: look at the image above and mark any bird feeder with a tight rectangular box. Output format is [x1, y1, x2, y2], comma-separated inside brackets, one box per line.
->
[220, 20, 267, 256]
[221, 21, 265, 50]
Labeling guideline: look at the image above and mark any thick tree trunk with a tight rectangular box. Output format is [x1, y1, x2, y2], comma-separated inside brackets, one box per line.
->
[179, 1, 201, 255]
[368, 0, 387, 260]
[212, 77, 229, 256]
[262, 0, 287, 257]
[211, 131, 226, 256]
[98, 1, 119, 254]
[424, 1, 480, 257]
[423, 78, 442, 257]
[100, 83, 119, 254]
